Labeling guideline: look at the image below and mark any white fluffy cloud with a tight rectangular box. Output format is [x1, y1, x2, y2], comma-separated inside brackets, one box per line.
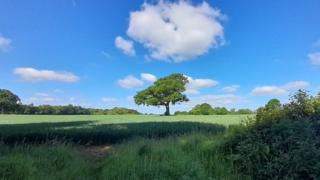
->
[222, 85, 240, 93]
[115, 36, 135, 56]
[185, 75, 218, 94]
[308, 52, 320, 65]
[251, 81, 310, 96]
[0, 35, 12, 52]
[28, 93, 56, 104]
[14, 67, 79, 83]
[189, 94, 243, 107]
[127, 1, 225, 62]
[283, 81, 310, 89]
[118, 75, 144, 89]
[101, 97, 117, 103]
[141, 73, 157, 82]
[251, 86, 288, 96]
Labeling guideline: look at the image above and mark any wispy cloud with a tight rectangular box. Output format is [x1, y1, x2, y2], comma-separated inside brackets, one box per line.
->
[140, 73, 157, 82]
[312, 39, 320, 48]
[101, 97, 118, 103]
[115, 36, 135, 56]
[0, 35, 12, 52]
[14, 67, 79, 83]
[222, 85, 240, 93]
[185, 75, 219, 94]
[118, 75, 144, 89]
[251, 81, 310, 96]
[308, 52, 320, 65]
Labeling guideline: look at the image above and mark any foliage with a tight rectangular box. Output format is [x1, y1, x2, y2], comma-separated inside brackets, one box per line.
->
[189, 103, 213, 115]
[223, 90, 320, 179]
[174, 111, 189, 115]
[16, 105, 141, 115]
[0, 89, 21, 114]
[283, 90, 315, 121]
[134, 73, 189, 115]
[20, 104, 92, 115]
[178, 103, 254, 115]
[91, 107, 141, 115]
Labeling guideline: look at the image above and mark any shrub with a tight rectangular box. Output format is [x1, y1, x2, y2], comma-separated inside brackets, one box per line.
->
[223, 90, 320, 179]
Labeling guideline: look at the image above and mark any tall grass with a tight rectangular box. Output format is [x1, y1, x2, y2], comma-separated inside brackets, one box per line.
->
[0, 133, 248, 180]
[0, 143, 96, 180]
[100, 133, 247, 180]
[0, 121, 225, 145]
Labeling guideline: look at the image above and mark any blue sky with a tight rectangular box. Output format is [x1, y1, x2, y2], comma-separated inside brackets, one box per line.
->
[0, 0, 320, 113]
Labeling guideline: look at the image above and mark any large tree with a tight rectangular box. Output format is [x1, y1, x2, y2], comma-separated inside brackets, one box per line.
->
[134, 73, 189, 115]
[0, 89, 21, 114]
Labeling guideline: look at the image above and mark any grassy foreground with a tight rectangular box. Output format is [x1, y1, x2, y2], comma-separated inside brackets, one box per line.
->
[0, 115, 250, 179]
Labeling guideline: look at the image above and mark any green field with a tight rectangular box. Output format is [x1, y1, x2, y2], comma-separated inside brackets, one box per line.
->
[0, 115, 249, 179]
[0, 114, 250, 125]
[0, 115, 250, 146]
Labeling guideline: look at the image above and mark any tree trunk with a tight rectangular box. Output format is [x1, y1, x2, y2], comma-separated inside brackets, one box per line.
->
[164, 104, 170, 116]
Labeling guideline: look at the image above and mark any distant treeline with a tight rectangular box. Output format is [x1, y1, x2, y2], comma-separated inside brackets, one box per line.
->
[1, 89, 252, 115]
[15, 105, 141, 115]
[0, 89, 141, 115]
[175, 103, 254, 115]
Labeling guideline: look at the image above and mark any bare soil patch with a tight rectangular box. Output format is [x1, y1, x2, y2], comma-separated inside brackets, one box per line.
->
[78, 145, 112, 159]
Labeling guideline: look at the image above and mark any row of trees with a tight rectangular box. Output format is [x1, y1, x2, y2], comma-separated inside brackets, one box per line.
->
[175, 103, 254, 115]
[0, 89, 140, 115]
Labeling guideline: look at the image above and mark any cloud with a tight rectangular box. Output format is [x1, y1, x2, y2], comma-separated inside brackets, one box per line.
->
[201, 94, 242, 105]
[251, 86, 288, 96]
[312, 39, 320, 48]
[283, 81, 310, 89]
[308, 52, 320, 65]
[222, 85, 240, 93]
[101, 51, 112, 59]
[53, 89, 64, 93]
[118, 75, 144, 88]
[0, 35, 12, 52]
[101, 97, 117, 103]
[115, 36, 135, 56]
[14, 67, 79, 83]
[28, 93, 57, 104]
[251, 81, 310, 96]
[187, 94, 243, 108]
[185, 75, 218, 94]
[127, 1, 225, 62]
[140, 73, 157, 82]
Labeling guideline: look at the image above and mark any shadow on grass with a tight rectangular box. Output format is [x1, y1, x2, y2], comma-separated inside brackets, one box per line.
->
[0, 121, 226, 146]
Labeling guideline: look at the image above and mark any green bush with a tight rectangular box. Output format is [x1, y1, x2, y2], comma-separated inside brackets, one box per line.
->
[222, 90, 320, 179]
[224, 120, 320, 179]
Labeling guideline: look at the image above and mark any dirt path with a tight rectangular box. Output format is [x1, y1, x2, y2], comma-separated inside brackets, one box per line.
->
[77, 145, 112, 159]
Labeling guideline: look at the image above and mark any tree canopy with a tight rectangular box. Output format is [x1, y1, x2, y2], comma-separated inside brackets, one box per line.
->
[134, 73, 189, 115]
[0, 89, 21, 114]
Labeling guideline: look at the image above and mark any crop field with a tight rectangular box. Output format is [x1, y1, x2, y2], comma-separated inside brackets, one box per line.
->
[0, 115, 249, 146]
[0, 115, 251, 179]
[0, 114, 249, 125]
